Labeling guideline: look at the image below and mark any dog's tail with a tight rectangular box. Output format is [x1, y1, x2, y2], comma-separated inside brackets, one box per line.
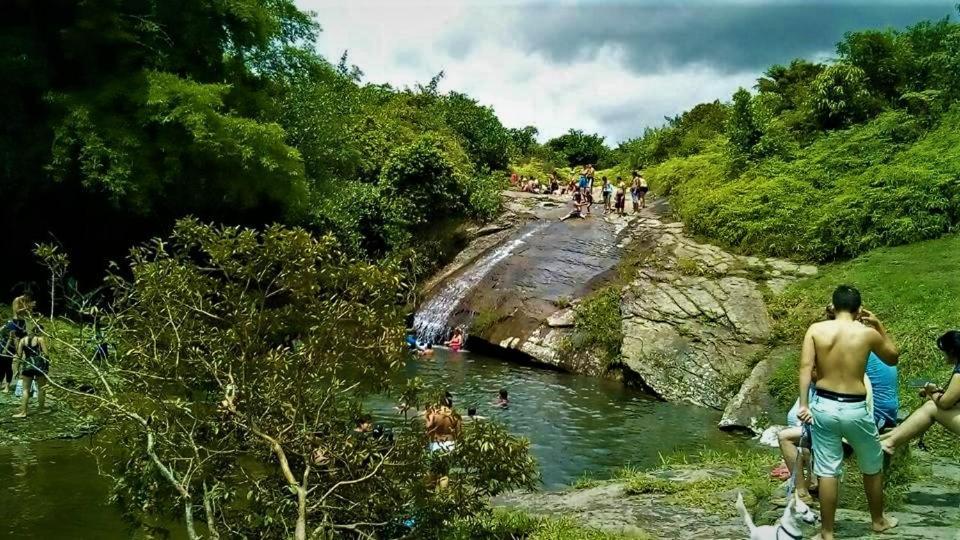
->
[735, 491, 756, 533]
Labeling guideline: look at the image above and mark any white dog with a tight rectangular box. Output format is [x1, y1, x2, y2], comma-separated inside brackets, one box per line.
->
[736, 491, 819, 540]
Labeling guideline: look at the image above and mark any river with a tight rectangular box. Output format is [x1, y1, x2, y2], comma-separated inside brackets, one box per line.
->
[0, 348, 743, 537]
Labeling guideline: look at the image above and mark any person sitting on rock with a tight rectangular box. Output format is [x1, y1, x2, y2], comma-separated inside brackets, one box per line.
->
[560, 191, 586, 221]
[776, 366, 818, 501]
[880, 330, 960, 454]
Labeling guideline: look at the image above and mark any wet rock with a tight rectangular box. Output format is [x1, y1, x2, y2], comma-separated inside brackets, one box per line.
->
[719, 347, 794, 432]
[546, 309, 575, 328]
[418, 192, 818, 410]
[495, 470, 748, 539]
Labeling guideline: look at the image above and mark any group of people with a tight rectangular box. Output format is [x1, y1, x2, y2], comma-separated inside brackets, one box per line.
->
[560, 166, 648, 222]
[1, 293, 50, 418]
[775, 285, 959, 539]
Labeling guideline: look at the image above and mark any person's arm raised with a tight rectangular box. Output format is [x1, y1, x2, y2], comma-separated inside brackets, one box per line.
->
[862, 310, 899, 366]
[797, 327, 816, 424]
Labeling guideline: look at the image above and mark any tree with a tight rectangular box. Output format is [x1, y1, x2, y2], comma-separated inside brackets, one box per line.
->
[811, 63, 876, 128]
[379, 134, 466, 227]
[544, 129, 610, 167]
[507, 126, 540, 158]
[47, 220, 537, 539]
[727, 88, 761, 159]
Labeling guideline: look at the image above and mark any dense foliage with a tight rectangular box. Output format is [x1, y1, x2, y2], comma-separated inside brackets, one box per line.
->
[2, 2, 514, 290]
[49, 221, 537, 539]
[617, 14, 960, 262]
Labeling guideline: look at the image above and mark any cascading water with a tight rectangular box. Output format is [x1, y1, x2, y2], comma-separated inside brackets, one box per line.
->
[413, 222, 549, 344]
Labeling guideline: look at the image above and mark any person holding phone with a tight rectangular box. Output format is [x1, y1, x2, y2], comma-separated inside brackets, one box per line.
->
[880, 330, 960, 453]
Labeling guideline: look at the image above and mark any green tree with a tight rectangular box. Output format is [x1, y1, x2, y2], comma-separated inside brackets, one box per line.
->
[811, 63, 875, 128]
[544, 129, 610, 167]
[727, 88, 761, 159]
[50, 220, 537, 539]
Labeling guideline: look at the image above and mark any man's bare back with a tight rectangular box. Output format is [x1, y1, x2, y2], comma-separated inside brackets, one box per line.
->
[426, 406, 460, 443]
[806, 316, 897, 395]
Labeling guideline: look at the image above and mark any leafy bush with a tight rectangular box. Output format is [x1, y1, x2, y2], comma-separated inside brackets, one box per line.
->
[568, 287, 623, 364]
[649, 108, 960, 262]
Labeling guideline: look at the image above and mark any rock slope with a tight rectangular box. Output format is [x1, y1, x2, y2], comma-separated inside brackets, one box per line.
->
[419, 191, 816, 417]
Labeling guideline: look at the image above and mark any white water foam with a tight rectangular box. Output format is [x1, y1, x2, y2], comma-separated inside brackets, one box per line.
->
[413, 222, 549, 344]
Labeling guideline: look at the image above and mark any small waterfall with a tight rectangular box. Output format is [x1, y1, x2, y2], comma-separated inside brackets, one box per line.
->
[414, 222, 548, 344]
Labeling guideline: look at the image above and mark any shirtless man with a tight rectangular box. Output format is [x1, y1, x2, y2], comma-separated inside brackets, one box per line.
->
[425, 393, 461, 452]
[797, 285, 899, 539]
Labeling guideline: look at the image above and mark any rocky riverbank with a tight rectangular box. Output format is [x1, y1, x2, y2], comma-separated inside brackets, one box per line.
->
[418, 190, 817, 426]
[495, 453, 960, 539]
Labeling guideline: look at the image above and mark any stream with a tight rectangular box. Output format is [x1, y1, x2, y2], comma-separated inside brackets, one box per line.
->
[0, 348, 743, 538]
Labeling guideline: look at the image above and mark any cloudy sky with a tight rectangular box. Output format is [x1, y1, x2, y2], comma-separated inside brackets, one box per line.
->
[299, 1, 955, 144]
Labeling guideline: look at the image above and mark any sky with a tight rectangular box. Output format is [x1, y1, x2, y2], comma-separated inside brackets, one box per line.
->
[298, 1, 956, 144]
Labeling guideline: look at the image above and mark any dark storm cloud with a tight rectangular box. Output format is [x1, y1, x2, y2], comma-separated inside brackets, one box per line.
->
[451, 2, 956, 75]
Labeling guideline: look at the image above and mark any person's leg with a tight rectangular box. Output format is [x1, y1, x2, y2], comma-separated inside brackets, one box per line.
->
[880, 400, 937, 452]
[36, 376, 46, 410]
[861, 472, 897, 532]
[848, 402, 898, 532]
[818, 476, 838, 540]
[778, 427, 801, 471]
[0, 358, 10, 392]
[811, 398, 843, 539]
[931, 405, 960, 435]
[14, 375, 32, 417]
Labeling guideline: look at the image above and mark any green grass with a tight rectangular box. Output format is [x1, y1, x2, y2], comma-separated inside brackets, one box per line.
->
[558, 286, 623, 367]
[450, 508, 649, 539]
[647, 109, 960, 262]
[760, 234, 960, 511]
[618, 448, 781, 517]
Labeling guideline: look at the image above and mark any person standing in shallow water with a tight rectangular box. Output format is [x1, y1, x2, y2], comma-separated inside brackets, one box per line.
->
[796, 285, 900, 539]
[0, 318, 26, 393]
[15, 324, 50, 418]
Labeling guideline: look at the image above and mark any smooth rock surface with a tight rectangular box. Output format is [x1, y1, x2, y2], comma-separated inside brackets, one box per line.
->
[418, 191, 817, 411]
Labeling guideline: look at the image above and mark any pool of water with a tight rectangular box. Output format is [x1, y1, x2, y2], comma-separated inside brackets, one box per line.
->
[0, 348, 744, 536]
[369, 348, 744, 488]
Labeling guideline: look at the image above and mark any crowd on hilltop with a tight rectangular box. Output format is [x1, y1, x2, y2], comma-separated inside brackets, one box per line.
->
[771, 284, 959, 540]
[510, 165, 649, 222]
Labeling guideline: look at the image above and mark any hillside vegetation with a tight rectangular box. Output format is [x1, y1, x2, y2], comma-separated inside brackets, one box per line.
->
[613, 15, 960, 262]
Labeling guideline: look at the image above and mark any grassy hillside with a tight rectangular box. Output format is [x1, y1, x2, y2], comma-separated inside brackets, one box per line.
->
[648, 109, 960, 262]
[613, 16, 960, 263]
[768, 233, 960, 457]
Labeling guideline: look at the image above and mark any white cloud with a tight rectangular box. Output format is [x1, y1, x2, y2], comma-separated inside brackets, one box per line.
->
[297, 0, 950, 143]
[301, 0, 759, 143]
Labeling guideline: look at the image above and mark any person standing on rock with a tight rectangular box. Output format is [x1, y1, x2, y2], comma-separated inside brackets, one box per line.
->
[796, 285, 900, 539]
[14, 323, 50, 418]
[601, 177, 613, 213]
[614, 183, 626, 216]
[635, 171, 649, 211]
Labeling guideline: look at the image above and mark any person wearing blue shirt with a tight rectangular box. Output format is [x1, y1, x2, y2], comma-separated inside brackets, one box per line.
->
[866, 351, 899, 430]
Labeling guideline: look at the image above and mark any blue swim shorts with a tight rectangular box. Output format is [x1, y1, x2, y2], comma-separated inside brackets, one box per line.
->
[810, 394, 883, 478]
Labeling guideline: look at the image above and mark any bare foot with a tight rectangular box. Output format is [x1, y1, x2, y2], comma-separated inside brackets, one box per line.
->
[812, 533, 834, 540]
[872, 515, 898, 533]
[12, 412, 26, 418]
